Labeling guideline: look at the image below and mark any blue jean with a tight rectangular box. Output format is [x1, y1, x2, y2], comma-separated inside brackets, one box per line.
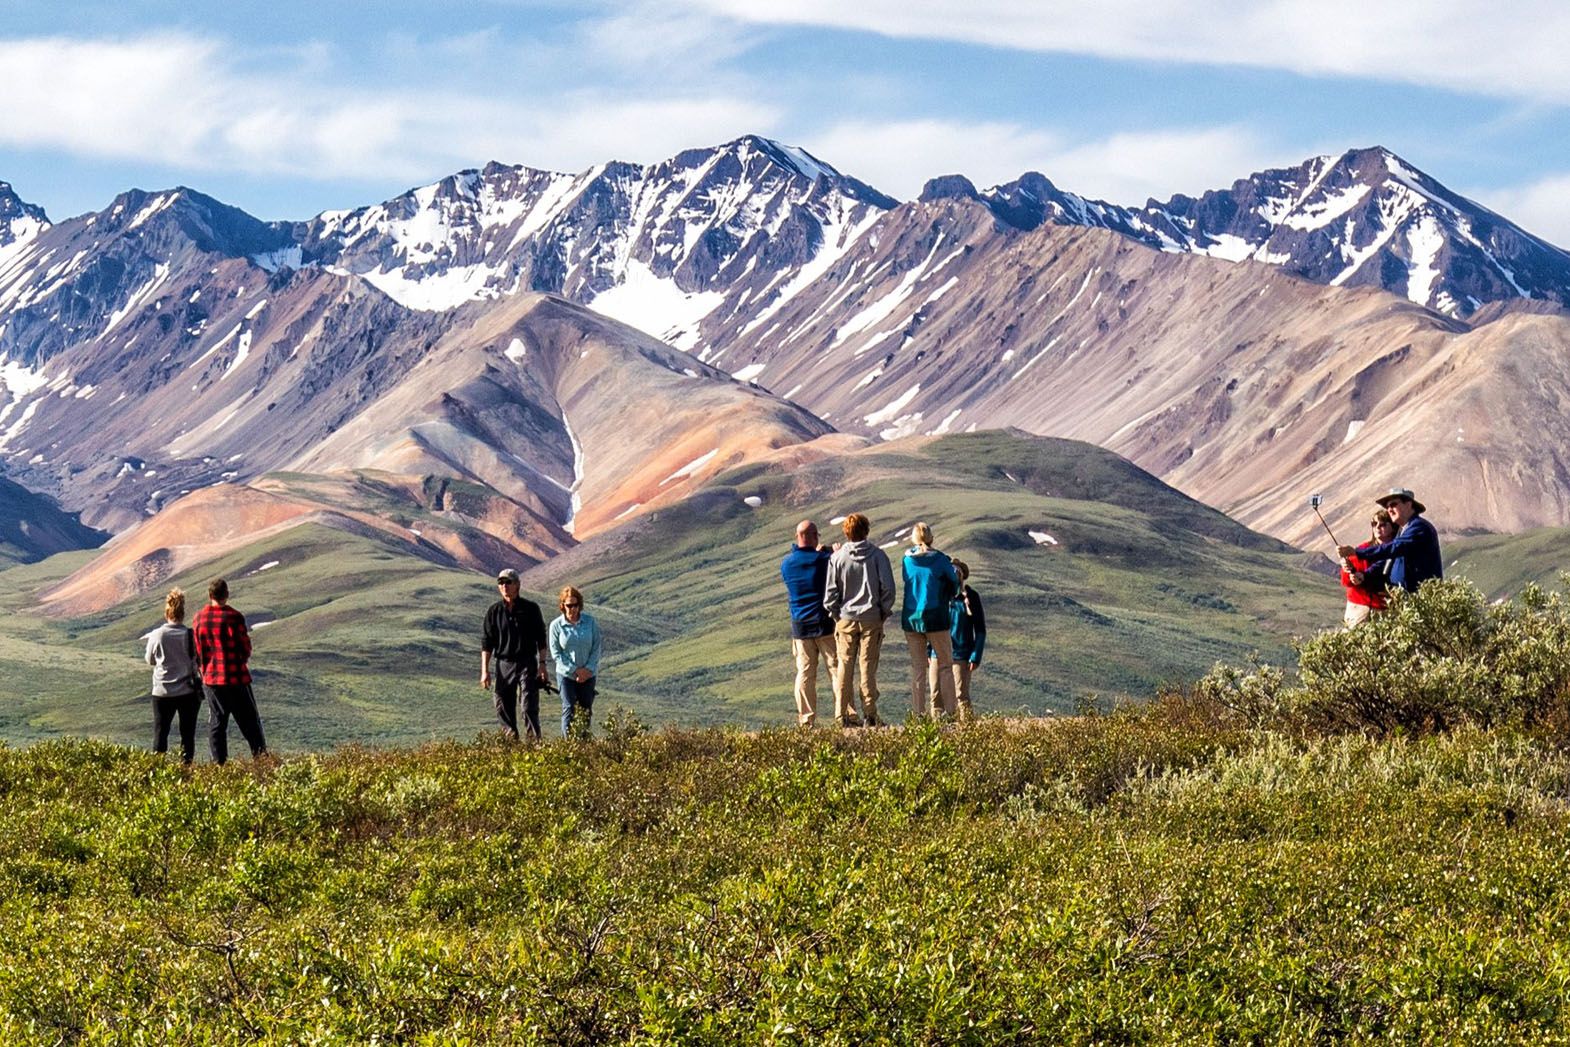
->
[560, 673, 597, 737]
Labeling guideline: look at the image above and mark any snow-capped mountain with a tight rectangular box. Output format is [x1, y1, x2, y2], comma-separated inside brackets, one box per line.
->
[0, 187, 291, 370]
[289, 135, 896, 349]
[4, 135, 1570, 561]
[971, 147, 1570, 318]
[0, 169, 833, 569]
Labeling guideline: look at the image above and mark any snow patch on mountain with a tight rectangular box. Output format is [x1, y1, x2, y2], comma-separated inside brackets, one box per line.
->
[660, 448, 718, 485]
[864, 383, 921, 426]
[561, 413, 585, 536]
[588, 260, 723, 351]
[0, 356, 51, 399]
[364, 263, 512, 311]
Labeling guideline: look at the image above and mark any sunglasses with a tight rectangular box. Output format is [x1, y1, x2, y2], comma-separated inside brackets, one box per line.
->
[563, 602, 582, 609]
[497, 578, 518, 585]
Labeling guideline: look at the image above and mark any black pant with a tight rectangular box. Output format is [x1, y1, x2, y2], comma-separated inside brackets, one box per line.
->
[493, 658, 541, 740]
[153, 692, 202, 764]
[204, 682, 267, 764]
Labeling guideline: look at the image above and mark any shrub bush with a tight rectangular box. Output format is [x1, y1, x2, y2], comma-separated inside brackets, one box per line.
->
[1194, 576, 1570, 735]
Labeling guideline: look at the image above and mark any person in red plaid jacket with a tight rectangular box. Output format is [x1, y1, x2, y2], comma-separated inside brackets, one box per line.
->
[193, 577, 268, 763]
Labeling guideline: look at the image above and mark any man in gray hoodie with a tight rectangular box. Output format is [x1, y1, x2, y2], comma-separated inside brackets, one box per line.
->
[824, 512, 896, 727]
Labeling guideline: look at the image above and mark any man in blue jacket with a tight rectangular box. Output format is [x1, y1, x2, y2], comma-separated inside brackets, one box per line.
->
[780, 519, 842, 726]
[1337, 487, 1442, 594]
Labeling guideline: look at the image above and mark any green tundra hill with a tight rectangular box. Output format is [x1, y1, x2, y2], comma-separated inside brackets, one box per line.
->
[0, 431, 1341, 748]
[0, 430, 1560, 750]
[521, 430, 1338, 720]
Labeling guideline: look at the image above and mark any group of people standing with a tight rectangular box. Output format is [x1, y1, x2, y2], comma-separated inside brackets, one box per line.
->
[143, 578, 268, 764]
[479, 570, 602, 740]
[140, 486, 1442, 759]
[781, 513, 987, 728]
[1336, 485, 1444, 627]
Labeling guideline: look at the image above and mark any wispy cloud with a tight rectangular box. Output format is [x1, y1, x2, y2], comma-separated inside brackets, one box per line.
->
[685, 0, 1570, 106]
[0, 31, 775, 188]
[1477, 175, 1570, 251]
[806, 120, 1294, 204]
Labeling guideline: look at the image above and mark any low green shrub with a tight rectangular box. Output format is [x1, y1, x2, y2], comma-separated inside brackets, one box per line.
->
[1195, 576, 1570, 735]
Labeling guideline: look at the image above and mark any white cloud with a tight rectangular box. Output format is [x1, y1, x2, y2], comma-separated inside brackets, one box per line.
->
[686, 0, 1570, 106]
[1477, 175, 1570, 251]
[804, 119, 1296, 204]
[0, 31, 775, 189]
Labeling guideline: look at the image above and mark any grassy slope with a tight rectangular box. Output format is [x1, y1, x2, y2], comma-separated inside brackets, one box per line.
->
[3, 717, 1569, 1042]
[1448, 523, 1570, 597]
[525, 431, 1338, 722]
[0, 432, 1350, 748]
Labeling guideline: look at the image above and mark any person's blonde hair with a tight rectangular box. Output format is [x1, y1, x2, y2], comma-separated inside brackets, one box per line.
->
[165, 587, 186, 623]
[559, 585, 584, 612]
[911, 521, 933, 551]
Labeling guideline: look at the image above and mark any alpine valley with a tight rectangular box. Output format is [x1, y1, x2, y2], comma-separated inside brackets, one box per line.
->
[2, 134, 1568, 742]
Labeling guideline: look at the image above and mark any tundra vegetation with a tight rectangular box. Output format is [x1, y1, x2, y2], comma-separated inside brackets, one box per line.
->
[5, 577, 1570, 1042]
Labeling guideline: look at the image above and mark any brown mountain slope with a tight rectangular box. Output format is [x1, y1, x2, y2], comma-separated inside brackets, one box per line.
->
[33, 282, 836, 614]
[699, 197, 1570, 546]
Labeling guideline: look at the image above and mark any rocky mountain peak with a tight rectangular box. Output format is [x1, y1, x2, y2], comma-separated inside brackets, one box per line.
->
[919, 174, 980, 203]
[1147, 145, 1570, 316]
[0, 181, 50, 254]
[92, 187, 289, 257]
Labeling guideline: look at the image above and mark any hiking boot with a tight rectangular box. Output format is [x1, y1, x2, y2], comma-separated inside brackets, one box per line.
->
[838, 715, 864, 728]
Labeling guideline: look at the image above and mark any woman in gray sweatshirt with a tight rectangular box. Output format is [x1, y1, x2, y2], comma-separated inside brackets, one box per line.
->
[144, 587, 202, 763]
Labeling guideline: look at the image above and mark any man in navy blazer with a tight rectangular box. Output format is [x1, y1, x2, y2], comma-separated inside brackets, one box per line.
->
[1337, 487, 1442, 593]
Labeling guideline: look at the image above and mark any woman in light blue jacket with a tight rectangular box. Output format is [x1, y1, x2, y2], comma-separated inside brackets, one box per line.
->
[549, 586, 602, 738]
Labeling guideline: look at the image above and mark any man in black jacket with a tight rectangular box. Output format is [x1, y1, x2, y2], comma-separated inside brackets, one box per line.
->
[480, 568, 549, 740]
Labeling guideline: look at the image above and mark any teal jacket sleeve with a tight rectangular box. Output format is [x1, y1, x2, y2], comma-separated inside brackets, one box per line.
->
[968, 588, 987, 664]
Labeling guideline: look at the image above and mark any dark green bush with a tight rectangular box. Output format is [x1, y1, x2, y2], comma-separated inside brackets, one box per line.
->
[1196, 576, 1570, 735]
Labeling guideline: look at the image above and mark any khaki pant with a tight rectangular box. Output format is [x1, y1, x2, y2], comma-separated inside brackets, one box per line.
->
[906, 630, 956, 718]
[791, 635, 839, 725]
[929, 658, 974, 721]
[1343, 602, 1374, 629]
[834, 619, 884, 724]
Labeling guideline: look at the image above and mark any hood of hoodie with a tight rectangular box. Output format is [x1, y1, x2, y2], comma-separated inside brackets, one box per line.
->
[843, 539, 882, 561]
[905, 548, 947, 566]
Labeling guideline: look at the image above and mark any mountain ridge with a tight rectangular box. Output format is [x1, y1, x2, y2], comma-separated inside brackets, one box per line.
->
[3, 136, 1570, 557]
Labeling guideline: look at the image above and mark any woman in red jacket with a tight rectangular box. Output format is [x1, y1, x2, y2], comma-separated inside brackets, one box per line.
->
[1342, 513, 1396, 627]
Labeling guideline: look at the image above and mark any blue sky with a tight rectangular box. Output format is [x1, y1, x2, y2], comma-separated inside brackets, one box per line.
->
[3, 1, 1568, 246]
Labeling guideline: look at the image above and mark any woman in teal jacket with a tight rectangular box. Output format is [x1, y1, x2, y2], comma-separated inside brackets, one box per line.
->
[929, 559, 986, 721]
[901, 522, 960, 718]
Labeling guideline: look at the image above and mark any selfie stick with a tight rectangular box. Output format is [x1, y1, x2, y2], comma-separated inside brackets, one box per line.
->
[1308, 495, 1340, 548]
